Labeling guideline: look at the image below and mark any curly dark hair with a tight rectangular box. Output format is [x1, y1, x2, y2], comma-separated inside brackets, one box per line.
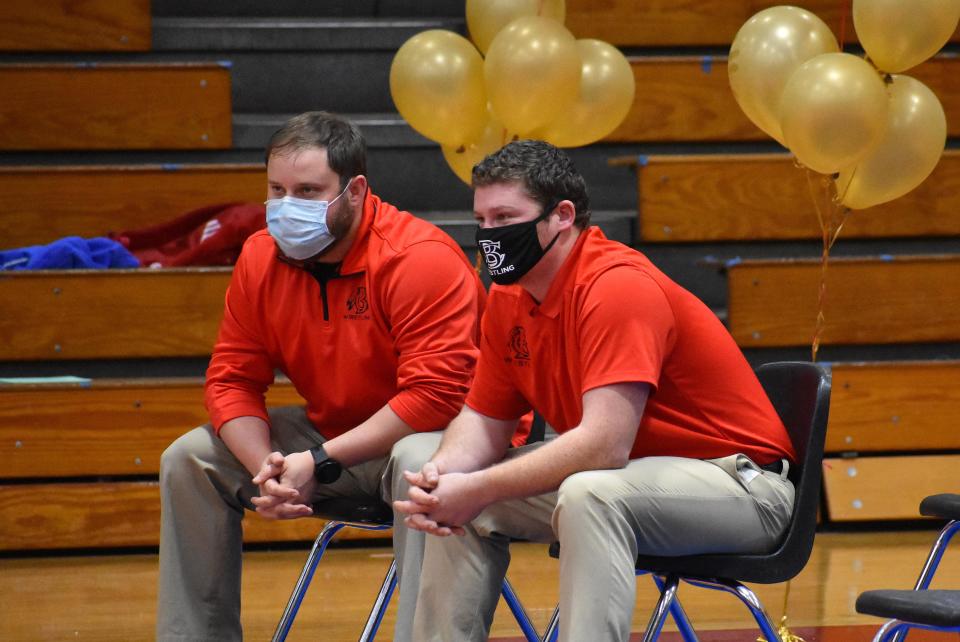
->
[472, 140, 591, 228]
[265, 111, 367, 189]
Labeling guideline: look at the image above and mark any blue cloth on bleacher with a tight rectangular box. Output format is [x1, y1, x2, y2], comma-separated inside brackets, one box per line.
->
[0, 236, 140, 270]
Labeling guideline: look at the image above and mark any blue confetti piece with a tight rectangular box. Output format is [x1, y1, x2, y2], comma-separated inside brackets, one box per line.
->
[161, 164, 182, 171]
[636, 154, 649, 167]
[217, 60, 234, 69]
[725, 256, 743, 268]
[701, 56, 713, 74]
[878, 254, 894, 262]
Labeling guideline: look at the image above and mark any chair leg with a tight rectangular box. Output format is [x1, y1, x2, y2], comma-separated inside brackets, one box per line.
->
[357, 558, 397, 642]
[538, 573, 700, 642]
[649, 574, 700, 642]
[909, 520, 960, 591]
[541, 606, 559, 642]
[887, 520, 960, 642]
[681, 578, 781, 642]
[641, 574, 680, 642]
[499, 576, 542, 642]
[272, 521, 348, 642]
[875, 619, 904, 642]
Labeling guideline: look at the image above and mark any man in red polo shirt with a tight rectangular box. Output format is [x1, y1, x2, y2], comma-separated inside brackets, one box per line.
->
[156, 112, 484, 642]
[395, 140, 796, 641]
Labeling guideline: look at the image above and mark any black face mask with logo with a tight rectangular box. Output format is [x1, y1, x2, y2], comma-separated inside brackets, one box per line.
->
[476, 203, 561, 285]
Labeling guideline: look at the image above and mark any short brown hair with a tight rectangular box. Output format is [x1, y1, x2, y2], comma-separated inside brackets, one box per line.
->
[265, 111, 367, 189]
[472, 140, 591, 228]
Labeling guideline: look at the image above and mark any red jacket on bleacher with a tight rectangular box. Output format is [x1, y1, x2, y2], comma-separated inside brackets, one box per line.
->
[204, 189, 486, 440]
[113, 202, 266, 268]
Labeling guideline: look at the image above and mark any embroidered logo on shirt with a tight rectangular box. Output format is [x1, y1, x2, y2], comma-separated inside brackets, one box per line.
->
[345, 286, 370, 320]
[505, 326, 530, 366]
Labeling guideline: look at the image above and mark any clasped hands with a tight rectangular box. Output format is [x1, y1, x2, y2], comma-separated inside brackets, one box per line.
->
[393, 462, 487, 537]
[250, 450, 316, 519]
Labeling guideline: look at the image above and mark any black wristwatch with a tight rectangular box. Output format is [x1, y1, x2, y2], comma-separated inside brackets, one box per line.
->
[309, 444, 343, 484]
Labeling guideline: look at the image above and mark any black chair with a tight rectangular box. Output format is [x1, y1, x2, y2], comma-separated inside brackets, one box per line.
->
[855, 493, 960, 642]
[272, 498, 542, 642]
[539, 360, 832, 642]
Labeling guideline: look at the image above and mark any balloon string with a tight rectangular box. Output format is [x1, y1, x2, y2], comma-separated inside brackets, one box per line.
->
[757, 581, 806, 642]
[804, 169, 847, 363]
[839, 0, 850, 49]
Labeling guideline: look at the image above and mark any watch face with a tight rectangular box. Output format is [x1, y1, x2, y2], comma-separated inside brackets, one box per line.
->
[315, 459, 342, 484]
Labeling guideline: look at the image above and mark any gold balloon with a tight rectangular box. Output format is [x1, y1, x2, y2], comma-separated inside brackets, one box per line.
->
[467, 0, 566, 55]
[854, 0, 960, 73]
[389, 30, 487, 147]
[728, 6, 839, 145]
[484, 16, 581, 135]
[442, 113, 514, 184]
[836, 75, 946, 209]
[779, 52, 889, 175]
[533, 39, 636, 148]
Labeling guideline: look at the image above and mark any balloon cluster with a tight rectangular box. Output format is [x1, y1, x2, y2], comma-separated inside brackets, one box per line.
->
[729, 0, 959, 209]
[389, 0, 636, 184]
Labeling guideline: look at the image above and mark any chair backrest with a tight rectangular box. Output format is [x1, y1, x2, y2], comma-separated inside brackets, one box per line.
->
[749, 360, 832, 581]
[755, 361, 832, 485]
[633, 360, 831, 583]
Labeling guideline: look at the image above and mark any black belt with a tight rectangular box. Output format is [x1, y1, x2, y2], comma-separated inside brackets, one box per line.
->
[759, 459, 785, 474]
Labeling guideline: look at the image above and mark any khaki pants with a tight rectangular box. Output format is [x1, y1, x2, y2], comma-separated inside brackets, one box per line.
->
[156, 405, 440, 642]
[412, 443, 794, 642]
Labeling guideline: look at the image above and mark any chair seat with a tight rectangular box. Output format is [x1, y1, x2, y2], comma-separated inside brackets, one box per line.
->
[311, 498, 393, 525]
[632, 547, 802, 585]
[550, 541, 804, 585]
[856, 590, 960, 628]
[920, 494, 960, 521]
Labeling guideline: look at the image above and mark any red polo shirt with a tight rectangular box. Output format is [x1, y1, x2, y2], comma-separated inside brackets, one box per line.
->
[205, 190, 485, 439]
[466, 227, 794, 463]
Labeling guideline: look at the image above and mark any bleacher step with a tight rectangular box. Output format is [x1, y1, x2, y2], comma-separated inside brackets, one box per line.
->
[152, 16, 463, 51]
[152, 0, 459, 18]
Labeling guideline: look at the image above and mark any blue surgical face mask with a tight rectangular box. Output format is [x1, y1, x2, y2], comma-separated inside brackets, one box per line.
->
[266, 179, 351, 260]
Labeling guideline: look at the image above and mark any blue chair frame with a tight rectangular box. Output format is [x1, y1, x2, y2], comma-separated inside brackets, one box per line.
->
[857, 493, 960, 642]
[271, 500, 542, 642]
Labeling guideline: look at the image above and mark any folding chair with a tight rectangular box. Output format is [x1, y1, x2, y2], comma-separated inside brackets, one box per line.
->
[272, 497, 542, 642]
[855, 493, 960, 642]
[540, 361, 832, 642]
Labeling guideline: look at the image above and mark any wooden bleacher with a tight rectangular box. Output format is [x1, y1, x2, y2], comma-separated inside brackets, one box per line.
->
[0, 165, 265, 247]
[827, 361, 960, 454]
[566, 0, 960, 46]
[614, 150, 960, 242]
[0, 378, 390, 551]
[723, 257, 960, 521]
[822, 362, 960, 521]
[0, 54, 950, 153]
[0, 0, 151, 52]
[0, 63, 231, 150]
[726, 255, 960, 348]
[822, 454, 960, 521]
[606, 56, 960, 143]
[0, 269, 230, 360]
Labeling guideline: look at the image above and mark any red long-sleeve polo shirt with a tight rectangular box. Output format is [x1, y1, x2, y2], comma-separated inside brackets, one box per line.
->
[205, 190, 485, 439]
